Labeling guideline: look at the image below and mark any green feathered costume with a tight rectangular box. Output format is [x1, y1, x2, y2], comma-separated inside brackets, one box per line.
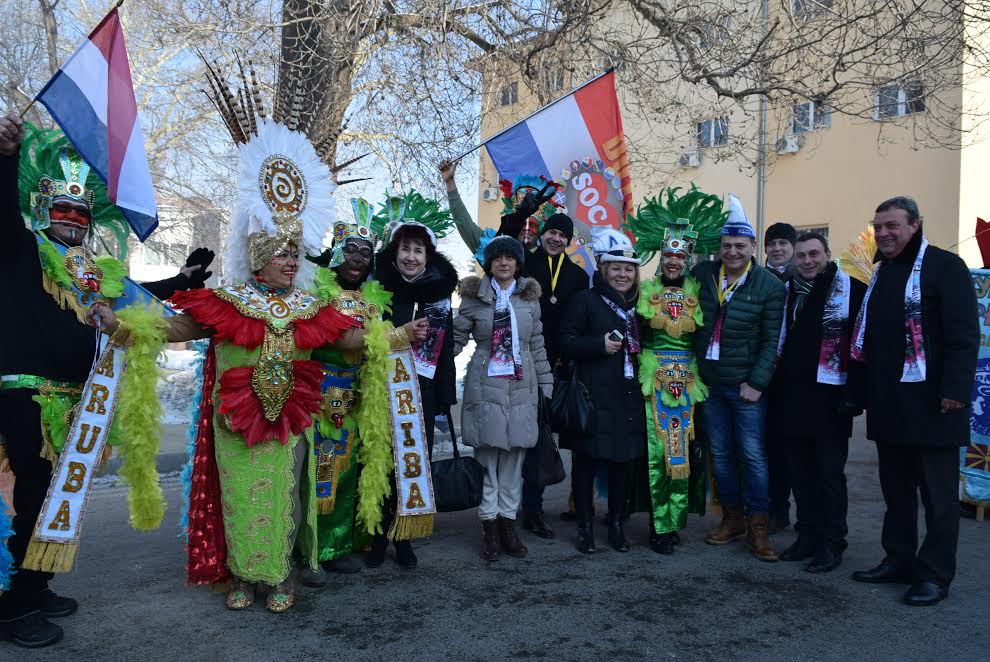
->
[625, 186, 727, 536]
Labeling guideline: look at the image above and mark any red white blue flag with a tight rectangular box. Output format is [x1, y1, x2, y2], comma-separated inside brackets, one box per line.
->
[35, 7, 158, 240]
[484, 70, 632, 234]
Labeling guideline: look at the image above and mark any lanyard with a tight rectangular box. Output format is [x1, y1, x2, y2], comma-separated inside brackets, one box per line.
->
[715, 261, 751, 306]
[547, 254, 564, 297]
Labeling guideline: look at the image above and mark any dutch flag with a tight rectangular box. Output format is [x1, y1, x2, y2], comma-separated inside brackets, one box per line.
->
[34, 6, 158, 241]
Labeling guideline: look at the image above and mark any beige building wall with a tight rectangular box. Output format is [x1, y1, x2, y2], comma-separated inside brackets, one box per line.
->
[475, 9, 989, 268]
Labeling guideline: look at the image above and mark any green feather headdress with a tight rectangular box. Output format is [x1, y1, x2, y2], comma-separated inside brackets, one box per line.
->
[18, 122, 131, 259]
[625, 184, 727, 268]
[374, 190, 454, 246]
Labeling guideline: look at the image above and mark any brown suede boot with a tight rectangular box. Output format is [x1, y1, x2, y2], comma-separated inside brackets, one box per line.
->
[481, 520, 500, 562]
[497, 515, 528, 558]
[745, 513, 779, 562]
[704, 505, 746, 545]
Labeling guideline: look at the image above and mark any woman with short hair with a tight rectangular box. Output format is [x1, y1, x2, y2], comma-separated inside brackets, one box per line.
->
[453, 236, 553, 562]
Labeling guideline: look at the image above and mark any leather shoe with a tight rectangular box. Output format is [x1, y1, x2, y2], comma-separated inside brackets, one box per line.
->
[851, 560, 912, 584]
[33, 589, 78, 619]
[323, 553, 364, 574]
[559, 510, 577, 522]
[649, 532, 675, 555]
[806, 547, 842, 574]
[0, 611, 63, 648]
[522, 512, 554, 539]
[779, 535, 817, 562]
[903, 581, 948, 606]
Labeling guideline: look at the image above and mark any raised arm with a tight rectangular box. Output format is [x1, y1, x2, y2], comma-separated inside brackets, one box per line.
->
[440, 159, 484, 255]
[0, 113, 32, 258]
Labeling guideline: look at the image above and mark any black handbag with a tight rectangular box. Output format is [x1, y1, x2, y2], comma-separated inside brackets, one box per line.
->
[430, 410, 485, 512]
[523, 397, 567, 489]
[549, 360, 596, 436]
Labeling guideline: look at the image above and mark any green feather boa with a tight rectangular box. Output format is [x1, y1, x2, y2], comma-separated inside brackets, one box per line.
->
[354, 318, 395, 536]
[114, 305, 169, 530]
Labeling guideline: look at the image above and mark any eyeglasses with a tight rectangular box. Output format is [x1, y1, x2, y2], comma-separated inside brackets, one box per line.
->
[343, 244, 373, 260]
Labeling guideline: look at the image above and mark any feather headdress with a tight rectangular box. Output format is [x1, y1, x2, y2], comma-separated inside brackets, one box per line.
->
[626, 184, 727, 269]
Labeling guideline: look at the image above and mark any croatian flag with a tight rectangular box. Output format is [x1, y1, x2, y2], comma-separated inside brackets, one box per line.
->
[484, 70, 632, 224]
[35, 7, 158, 240]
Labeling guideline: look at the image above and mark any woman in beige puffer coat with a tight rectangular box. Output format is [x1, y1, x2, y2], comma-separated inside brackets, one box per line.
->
[453, 236, 553, 562]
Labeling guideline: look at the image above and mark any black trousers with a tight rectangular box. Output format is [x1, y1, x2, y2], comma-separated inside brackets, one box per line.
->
[786, 436, 849, 550]
[0, 390, 55, 619]
[572, 452, 626, 522]
[875, 443, 960, 587]
[766, 430, 792, 520]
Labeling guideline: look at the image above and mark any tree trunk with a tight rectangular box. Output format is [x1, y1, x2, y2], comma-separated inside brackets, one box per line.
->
[39, 0, 59, 78]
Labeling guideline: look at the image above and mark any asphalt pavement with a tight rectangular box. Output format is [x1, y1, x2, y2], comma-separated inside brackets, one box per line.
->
[7, 417, 986, 661]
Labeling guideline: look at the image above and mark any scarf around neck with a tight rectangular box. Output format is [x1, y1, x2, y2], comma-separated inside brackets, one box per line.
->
[850, 234, 929, 382]
[489, 279, 523, 380]
[777, 265, 852, 385]
[706, 261, 752, 360]
[600, 294, 641, 380]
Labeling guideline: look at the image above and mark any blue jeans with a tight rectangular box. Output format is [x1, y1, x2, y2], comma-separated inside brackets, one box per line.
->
[702, 384, 770, 515]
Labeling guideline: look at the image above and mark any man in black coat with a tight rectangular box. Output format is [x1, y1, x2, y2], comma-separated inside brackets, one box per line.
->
[771, 232, 866, 573]
[763, 222, 797, 533]
[519, 213, 588, 538]
[848, 197, 978, 606]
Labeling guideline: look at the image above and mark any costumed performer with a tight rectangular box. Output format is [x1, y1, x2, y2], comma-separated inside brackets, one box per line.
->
[625, 186, 727, 554]
[369, 191, 457, 568]
[301, 199, 429, 584]
[90, 74, 364, 613]
[0, 114, 180, 648]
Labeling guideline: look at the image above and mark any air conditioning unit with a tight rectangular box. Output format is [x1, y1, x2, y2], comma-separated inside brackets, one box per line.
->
[678, 149, 701, 168]
[775, 134, 805, 154]
[482, 186, 500, 201]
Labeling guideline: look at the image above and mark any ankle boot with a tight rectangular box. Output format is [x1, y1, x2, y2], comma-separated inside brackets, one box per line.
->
[704, 505, 746, 545]
[497, 516, 528, 558]
[745, 513, 779, 562]
[481, 519, 500, 561]
[365, 534, 387, 567]
[394, 540, 418, 569]
[576, 516, 596, 554]
[607, 513, 630, 552]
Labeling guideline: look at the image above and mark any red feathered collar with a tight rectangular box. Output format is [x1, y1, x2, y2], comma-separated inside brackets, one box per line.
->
[169, 285, 358, 350]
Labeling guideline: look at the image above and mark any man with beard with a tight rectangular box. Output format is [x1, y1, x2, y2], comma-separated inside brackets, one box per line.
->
[0, 113, 209, 648]
[440, 159, 587, 539]
[773, 232, 865, 573]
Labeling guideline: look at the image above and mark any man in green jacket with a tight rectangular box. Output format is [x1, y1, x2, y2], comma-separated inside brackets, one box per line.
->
[692, 195, 785, 562]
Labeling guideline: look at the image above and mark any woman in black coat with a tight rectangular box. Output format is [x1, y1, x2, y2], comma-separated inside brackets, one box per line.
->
[559, 236, 645, 553]
[370, 221, 459, 569]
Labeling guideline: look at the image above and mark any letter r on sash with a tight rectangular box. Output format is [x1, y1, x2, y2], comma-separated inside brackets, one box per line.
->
[396, 389, 417, 415]
[85, 384, 110, 414]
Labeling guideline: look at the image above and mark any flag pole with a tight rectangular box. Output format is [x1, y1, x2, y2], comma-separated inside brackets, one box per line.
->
[19, 0, 126, 118]
[449, 67, 615, 165]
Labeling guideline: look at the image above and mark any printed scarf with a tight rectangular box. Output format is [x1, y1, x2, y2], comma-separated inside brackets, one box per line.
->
[777, 267, 852, 385]
[600, 295, 642, 379]
[705, 263, 752, 361]
[850, 235, 928, 382]
[489, 280, 523, 379]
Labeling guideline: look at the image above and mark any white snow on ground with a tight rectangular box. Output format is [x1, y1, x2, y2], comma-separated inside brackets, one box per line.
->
[158, 348, 202, 424]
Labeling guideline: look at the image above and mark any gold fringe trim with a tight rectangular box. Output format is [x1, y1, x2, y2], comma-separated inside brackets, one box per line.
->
[42, 272, 89, 325]
[39, 439, 58, 464]
[316, 496, 337, 515]
[663, 428, 693, 481]
[23, 539, 78, 573]
[388, 513, 434, 541]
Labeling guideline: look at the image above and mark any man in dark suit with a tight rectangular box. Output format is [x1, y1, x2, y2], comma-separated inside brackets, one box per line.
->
[848, 196, 978, 606]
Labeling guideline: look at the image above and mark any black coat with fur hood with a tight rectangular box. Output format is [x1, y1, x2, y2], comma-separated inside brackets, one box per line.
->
[374, 249, 459, 412]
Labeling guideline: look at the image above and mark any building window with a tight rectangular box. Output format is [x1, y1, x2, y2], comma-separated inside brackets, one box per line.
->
[792, 99, 831, 134]
[798, 225, 829, 242]
[876, 81, 925, 119]
[543, 67, 565, 92]
[698, 117, 729, 147]
[794, 0, 833, 20]
[499, 82, 518, 107]
[699, 16, 732, 50]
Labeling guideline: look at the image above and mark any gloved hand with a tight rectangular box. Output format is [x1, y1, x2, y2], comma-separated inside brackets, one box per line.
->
[515, 183, 557, 220]
[181, 247, 215, 288]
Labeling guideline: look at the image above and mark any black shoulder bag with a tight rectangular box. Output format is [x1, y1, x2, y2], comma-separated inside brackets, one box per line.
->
[430, 410, 485, 512]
